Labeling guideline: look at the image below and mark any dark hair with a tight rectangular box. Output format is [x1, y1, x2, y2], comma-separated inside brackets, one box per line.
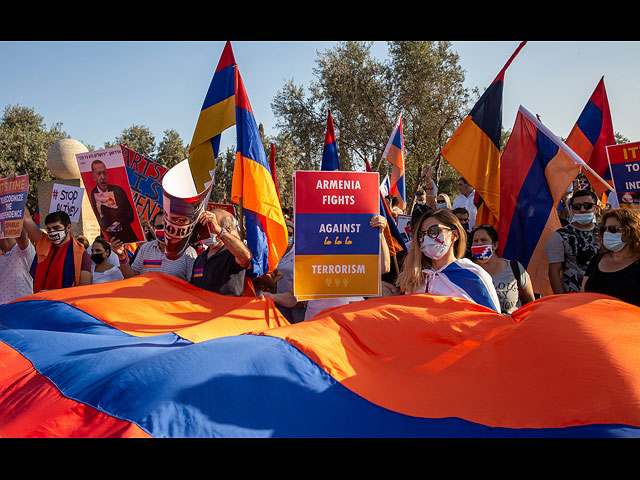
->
[92, 236, 111, 255]
[416, 189, 425, 196]
[458, 177, 469, 185]
[391, 196, 400, 207]
[152, 210, 164, 226]
[471, 224, 499, 244]
[570, 189, 598, 205]
[45, 210, 71, 228]
[410, 202, 432, 230]
[452, 207, 469, 216]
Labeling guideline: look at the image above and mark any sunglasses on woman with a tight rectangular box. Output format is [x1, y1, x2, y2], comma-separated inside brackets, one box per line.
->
[417, 224, 452, 243]
[570, 202, 595, 211]
[600, 225, 625, 234]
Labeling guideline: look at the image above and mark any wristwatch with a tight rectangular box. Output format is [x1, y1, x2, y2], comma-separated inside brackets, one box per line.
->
[219, 227, 229, 238]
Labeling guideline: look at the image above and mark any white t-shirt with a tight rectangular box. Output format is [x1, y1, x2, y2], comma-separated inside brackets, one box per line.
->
[304, 297, 364, 321]
[0, 241, 36, 304]
[91, 262, 125, 284]
[452, 191, 478, 228]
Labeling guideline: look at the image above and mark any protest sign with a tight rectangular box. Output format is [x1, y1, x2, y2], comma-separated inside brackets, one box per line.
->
[293, 170, 380, 300]
[606, 141, 640, 209]
[50, 183, 84, 222]
[121, 145, 168, 223]
[207, 202, 236, 216]
[76, 147, 145, 244]
[0, 174, 28, 239]
[396, 214, 412, 248]
[162, 159, 213, 260]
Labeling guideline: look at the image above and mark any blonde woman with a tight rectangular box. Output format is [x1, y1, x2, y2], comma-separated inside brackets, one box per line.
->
[435, 193, 451, 210]
[396, 209, 500, 312]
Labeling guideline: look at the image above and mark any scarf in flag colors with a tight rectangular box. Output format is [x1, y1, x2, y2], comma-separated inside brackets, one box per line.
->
[2, 272, 640, 437]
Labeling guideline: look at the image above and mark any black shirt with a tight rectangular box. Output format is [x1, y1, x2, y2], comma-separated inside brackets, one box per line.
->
[190, 246, 246, 296]
[584, 253, 640, 307]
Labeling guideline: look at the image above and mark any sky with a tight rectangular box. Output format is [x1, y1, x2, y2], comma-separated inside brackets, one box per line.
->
[1, 40, 639, 161]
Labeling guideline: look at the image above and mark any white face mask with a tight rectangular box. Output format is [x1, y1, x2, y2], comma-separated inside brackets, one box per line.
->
[203, 234, 221, 248]
[602, 231, 626, 252]
[48, 229, 68, 245]
[420, 233, 450, 260]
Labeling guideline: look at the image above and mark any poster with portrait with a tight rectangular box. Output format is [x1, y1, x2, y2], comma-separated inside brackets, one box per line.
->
[76, 147, 145, 244]
[293, 170, 381, 300]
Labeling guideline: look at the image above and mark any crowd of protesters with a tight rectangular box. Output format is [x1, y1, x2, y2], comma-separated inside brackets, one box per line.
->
[2, 169, 639, 320]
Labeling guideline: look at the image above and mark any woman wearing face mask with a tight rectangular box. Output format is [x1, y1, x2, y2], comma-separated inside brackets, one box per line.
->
[470, 225, 536, 314]
[581, 208, 640, 307]
[396, 209, 500, 312]
[89, 237, 124, 284]
[435, 193, 451, 210]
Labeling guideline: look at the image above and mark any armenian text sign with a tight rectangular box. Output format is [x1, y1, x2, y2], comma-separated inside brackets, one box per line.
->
[0, 174, 28, 239]
[293, 170, 380, 300]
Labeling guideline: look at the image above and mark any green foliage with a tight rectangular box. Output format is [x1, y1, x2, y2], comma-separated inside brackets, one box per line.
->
[0, 105, 68, 211]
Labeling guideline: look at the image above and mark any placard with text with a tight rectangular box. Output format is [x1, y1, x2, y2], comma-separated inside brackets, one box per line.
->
[0, 174, 28, 239]
[293, 170, 380, 300]
[606, 141, 640, 209]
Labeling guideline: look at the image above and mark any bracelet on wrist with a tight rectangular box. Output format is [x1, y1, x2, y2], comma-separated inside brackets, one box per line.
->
[118, 255, 128, 264]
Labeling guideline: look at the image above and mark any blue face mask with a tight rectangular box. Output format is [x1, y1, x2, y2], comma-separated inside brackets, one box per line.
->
[436, 202, 447, 209]
[603, 231, 626, 252]
[572, 212, 595, 225]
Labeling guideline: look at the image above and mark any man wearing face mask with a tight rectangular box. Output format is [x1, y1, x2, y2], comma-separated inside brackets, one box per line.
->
[545, 189, 601, 294]
[112, 211, 197, 281]
[189, 209, 252, 296]
[23, 210, 93, 293]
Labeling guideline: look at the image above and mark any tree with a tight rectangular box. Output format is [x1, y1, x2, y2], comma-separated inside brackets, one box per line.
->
[271, 41, 472, 210]
[156, 129, 189, 169]
[0, 104, 68, 211]
[105, 124, 156, 158]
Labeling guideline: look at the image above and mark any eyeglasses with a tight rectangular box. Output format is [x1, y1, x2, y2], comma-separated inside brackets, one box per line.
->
[600, 225, 625, 234]
[571, 202, 595, 211]
[417, 225, 452, 243]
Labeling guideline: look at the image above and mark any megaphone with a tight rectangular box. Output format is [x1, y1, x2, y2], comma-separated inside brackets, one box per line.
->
[161, 159, 213, 260]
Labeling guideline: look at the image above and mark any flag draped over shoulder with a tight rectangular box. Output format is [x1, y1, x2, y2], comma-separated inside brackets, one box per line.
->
[564, 76, 616, 197]
[440, 41, 527, 226]
[321, 111, 340, 171]
[3, 272, 640, 438]
[188, 42, 237, 193]
[230, 44, 288, 279]
[383, 114, 406, 211]
[497, 106, 590, 296]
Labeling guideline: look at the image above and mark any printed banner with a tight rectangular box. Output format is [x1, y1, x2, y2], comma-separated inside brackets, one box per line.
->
[293, 170, 380, 300]
[0, 174, 28, 239]
[606, 141, 640, 209]
[76, 147, 145, 244]
[50, 183, 84, 222]
[121, 145, 168, 223]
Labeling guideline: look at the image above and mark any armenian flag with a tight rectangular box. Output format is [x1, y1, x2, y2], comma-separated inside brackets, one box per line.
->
[188, 42, 237, 193]
[229, 44, 288, 279]
[440, 41, 527, 226]
[383, 114, 406, 211]
[497, 106, 591, 296]
[321, 111, 340, 171]
[565, 76, 616, 197]
[2, 272, 640, 437]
